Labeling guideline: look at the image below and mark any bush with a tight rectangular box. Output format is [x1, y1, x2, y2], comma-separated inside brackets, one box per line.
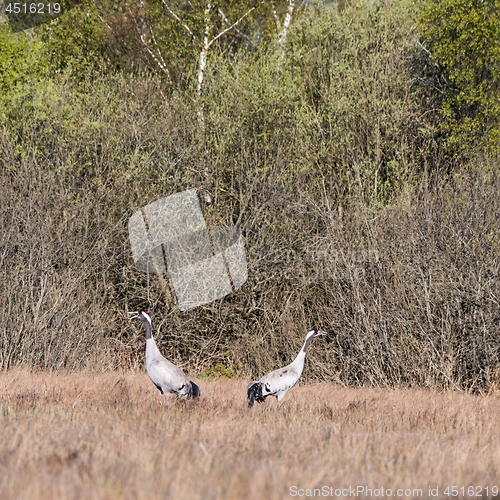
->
[0, 24, 45, 102]
[1, 0, 499, 392]
[201, 0, 435, 205]
[417, 0, 500, 150]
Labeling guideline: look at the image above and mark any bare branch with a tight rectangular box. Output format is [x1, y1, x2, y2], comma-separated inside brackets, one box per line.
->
[297, 0, 307, 14]
[128, 7, 173, 84]
[271, 2, 281, 31]
[208, 2, 263, 49]
[149, 23, 171, 79]
[92, 1, 112, 31]
[220, 36, 237, 56]
[218, 7, 253, 45]
[161, 0, 194, 37]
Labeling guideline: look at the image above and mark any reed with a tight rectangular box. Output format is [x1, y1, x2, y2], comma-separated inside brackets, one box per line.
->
[1, 370, 499, 499]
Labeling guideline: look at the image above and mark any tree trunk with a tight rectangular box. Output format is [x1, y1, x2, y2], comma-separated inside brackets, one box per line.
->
[198, 0, 212, 95]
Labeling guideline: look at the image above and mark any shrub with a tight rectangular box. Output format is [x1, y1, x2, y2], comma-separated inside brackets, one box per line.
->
[417, 0, 500, 150]
[0, 24, 45, 102]
[2, 0, 499, 392]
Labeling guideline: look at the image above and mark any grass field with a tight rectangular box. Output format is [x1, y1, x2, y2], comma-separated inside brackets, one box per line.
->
[1, 370, 499, 500]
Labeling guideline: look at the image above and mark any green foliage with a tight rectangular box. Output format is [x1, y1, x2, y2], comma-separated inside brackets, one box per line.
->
[290, 0, 427, 200]
[418, 0, 500, 149]
[0, 25, 45, 100]
[201, 0, 433, 203]
[198, 363, 240, 380]
[38, 0, 114, 74]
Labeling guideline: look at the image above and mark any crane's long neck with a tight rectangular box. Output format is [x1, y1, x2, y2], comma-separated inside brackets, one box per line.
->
[289, 334, 315, 374]
[143, 319, 153, 340]
[143, 319, 162, 359]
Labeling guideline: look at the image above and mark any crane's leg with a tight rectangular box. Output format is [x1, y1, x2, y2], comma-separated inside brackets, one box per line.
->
[154, 383, 164, 403]
[157, 388, 170, 405]
[275, 392, 287, 412]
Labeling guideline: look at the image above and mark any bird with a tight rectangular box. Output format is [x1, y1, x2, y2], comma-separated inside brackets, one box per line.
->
[247, 328, 325, 411]
[129, 310, 200, 401]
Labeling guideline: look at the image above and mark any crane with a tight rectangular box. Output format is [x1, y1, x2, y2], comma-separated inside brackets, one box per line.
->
[129, 310, 200, 401]
[247, 328, 325, 411]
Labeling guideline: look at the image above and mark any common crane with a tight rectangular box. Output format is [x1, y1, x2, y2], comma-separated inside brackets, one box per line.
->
[247, 328, 325, 411]
[129, 310, 200, 401]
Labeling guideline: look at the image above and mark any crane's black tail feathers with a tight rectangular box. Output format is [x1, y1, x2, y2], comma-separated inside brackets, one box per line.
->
[247, 381, 266, 407]
[190, 381, 201, 400]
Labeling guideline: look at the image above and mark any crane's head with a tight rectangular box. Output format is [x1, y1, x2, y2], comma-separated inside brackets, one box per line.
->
[302, 328, 326, 352]
[128, 310, 151, 326]
[305, 328, 327, 342]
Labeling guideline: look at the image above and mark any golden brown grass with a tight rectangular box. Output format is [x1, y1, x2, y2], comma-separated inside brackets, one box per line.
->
[1, 370, 499, 500]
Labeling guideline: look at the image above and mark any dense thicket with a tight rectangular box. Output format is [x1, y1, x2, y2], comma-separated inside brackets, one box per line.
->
[1, 0, 499, 392]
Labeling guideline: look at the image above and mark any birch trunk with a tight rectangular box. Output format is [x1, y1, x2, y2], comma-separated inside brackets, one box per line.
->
[274, 0, 295, 59]
[198, 0, 212, 95]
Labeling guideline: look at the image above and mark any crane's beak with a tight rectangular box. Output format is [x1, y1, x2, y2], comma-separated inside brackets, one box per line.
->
[128, 311, 139, 320]
[317, 330, 328, 336]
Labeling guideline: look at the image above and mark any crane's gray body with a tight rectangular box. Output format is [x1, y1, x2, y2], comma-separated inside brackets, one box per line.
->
[131, 311, 200, 400]
[146, 337, 197, 398]
[247, 329, 323, 410]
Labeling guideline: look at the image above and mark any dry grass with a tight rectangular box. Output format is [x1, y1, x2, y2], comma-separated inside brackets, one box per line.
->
[1, 371, 499, 499]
